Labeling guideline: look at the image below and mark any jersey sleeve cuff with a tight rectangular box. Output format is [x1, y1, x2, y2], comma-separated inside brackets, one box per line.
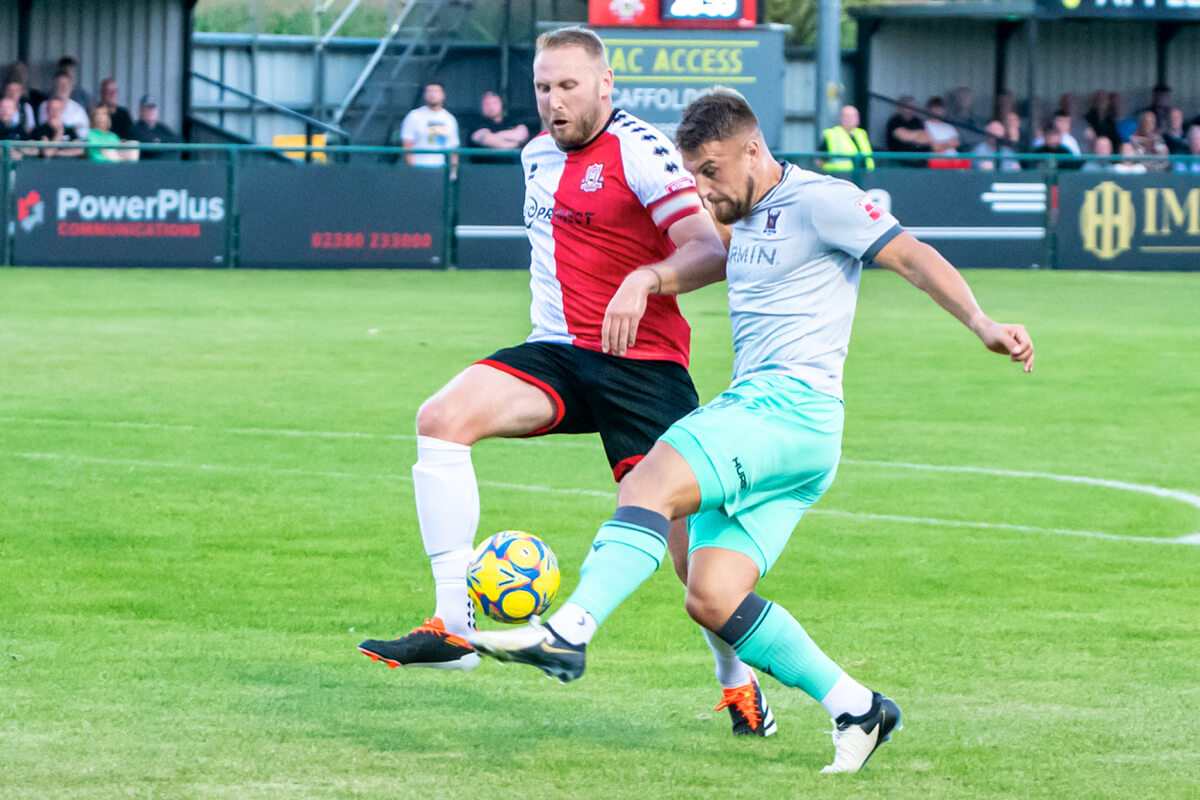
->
[861, 222, 903, 263]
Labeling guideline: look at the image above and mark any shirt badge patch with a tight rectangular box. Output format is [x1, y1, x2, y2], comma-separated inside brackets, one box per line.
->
[763, 207, 782, 234]
[581, 163, 605, 193]
[856, 195, 883, 221]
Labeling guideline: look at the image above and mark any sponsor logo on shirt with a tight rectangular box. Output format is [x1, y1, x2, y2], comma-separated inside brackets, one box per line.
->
[855, 195, 883, 221]
[581, 163, 605, 193]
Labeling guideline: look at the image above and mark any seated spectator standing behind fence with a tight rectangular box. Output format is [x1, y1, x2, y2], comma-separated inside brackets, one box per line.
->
[972, 120, 1019, 172]
[131, 95, 181, 159]
[4, 78, 34, 134]
[468, 90, 529, 163]
[29, 97, 83, 158]
[399, 82, 459, 169]
[924, 96, 960, 155]
[1084, 90, 1118, 151]
[819, 104, 873, 172]
[1031, 121, 1080, 170]
[1082, 136, 1115, 172]
[1113, 141, 1147, 174]
[885, 95, 930, 166]
[7, 61, 45, 115]
[1031, 110, 1080, 155]
[37, 70, 88, 137]
[1003, 111, 1026, 153]
[87, 106, 137, 162]
[1174, 126, 1200, 174]
[97, 78, 134, 140]
[1162, 108, 1187, 155]
[948, 86, 984, 149]
[57, 56, 90, 110]
[0, 96, 27, 142]
[1128, 109, 1169, 170]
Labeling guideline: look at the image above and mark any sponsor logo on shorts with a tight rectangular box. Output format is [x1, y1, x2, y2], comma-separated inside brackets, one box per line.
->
[732, 456, 748, 490]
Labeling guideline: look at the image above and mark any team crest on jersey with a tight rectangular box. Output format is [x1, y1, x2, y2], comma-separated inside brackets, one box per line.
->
[856, 195, 883, 221]
[581, 163, 605, 192]
[763, 207, 782, 234]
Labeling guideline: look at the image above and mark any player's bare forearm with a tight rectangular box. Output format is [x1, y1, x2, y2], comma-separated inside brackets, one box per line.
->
[646, 212, 728, 295]
[875, 231, 1035, 371]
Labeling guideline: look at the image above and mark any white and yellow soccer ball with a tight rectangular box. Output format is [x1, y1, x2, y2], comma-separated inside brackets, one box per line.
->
[466, 530, 561, 624]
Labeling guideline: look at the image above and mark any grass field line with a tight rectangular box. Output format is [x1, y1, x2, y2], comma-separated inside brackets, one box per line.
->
[6, 415, 1200, 511]
[8, 449, 1198, 546]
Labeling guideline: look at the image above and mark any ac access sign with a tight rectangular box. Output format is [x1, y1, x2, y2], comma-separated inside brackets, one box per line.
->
[14, 161, 228, 267]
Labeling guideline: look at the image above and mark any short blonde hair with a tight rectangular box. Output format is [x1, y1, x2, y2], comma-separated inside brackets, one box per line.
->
[536, 26, 607, 68]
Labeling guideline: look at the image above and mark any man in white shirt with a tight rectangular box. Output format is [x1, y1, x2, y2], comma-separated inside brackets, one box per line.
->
[398, 83, 460, 168]
[37, 71, 88, 137]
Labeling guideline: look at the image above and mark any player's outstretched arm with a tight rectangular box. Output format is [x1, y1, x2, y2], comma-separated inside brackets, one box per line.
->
[873, 231, 1035, 373]
[602, 211, 728, 356]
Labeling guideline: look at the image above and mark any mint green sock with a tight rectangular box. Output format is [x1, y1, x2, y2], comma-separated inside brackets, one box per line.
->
[719, 593, 843, 700]
[565, 507, 669, 626]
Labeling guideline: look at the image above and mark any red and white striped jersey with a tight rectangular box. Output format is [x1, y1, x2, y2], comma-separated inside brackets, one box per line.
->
[521, 109, 704, 367]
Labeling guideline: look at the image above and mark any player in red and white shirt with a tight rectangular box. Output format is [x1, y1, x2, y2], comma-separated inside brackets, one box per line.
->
[358, 27, 776, 737]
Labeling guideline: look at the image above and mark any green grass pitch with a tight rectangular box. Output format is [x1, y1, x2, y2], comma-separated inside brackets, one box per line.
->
[2, 266, 1198, 799]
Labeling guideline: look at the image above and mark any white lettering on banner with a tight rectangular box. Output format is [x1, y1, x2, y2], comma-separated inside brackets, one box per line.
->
[56, 187, 226, 223]
[612, 86, 707, 112]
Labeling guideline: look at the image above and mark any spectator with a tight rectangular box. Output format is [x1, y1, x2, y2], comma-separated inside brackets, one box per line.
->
[131, 95, 182, 159]
[1056, 95, 1090, 151]
[97, 78, 134, 140]
[1113, 141, 1147, 175]
[56, 56, 90, 110]
[924, 96, 960, 154]
[1163, 107, 1187, 155]
[1032, 121, 1079, 169]
[37, 70, 88, 136]
[7, 60, 45, 114]
[992, 91, 1016, 125]
[1082, 136, 1114, 172]
[819, 104, 873, 172]
[468, 91, 529, 162]
[972, 119, 1019, 171]
[1174, 126, 1200, 174]
[0, 96, 25, 142]
[948, 85, 984, 149]
[1032, 110, 1081, 155]
[1113, 93, 1137, 143]
[1084, 90, 1118, 151]
[398, 82, 459, 168]
[29, 96, 83, 158]
[884, 95, 931, 165]
[1145, 83, 1172, 132]
[87, 106, 137, 162]
[1128, 109, 1169, 169]
[3, 78, 35, 133]
[1003, 111, 1026, 153]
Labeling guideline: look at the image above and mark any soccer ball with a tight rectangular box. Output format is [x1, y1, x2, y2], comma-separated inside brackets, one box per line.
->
[466, 530, 560, 624]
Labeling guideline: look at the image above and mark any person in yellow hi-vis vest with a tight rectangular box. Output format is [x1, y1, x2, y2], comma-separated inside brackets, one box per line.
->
[820, 105, 874, 172]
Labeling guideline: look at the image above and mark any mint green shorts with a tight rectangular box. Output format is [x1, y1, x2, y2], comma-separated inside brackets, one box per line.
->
[659, 373, 844, 577]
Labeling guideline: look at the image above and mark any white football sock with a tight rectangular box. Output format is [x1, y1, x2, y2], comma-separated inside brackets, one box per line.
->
[547, 602, 598, 646]
[703, 627, 753, 689]
[412, 435, 479, 636]
[819, 672, 874, 718]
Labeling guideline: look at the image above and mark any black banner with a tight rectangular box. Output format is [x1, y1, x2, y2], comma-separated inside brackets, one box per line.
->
[236, 163, 446, 269]
[859, 168, 1047, 269]
[1058, 172, 1200, 271]
[455, 162, 529, 270]
[13, 161, 228, 267]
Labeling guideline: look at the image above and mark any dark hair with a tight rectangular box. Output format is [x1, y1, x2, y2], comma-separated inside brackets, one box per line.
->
[1042, 119, 1058, 134]
[1053, 108, 1070, 119]
[57, 56, 78, 69]
[927, 95, 945, 109]
[675, 89, 759, 153]
[536, 26, 607, 65]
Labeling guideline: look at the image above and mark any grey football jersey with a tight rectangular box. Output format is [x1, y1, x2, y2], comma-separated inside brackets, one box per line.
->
[725, 163, 902, 398]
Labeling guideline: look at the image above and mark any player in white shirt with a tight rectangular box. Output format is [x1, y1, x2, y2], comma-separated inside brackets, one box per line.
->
[399, 83, 460, 168]
[471, 89, 1035, 773]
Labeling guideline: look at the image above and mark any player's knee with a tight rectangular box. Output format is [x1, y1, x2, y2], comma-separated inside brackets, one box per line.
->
[684, 585, 733, 632]
[416, 395, 475, 443]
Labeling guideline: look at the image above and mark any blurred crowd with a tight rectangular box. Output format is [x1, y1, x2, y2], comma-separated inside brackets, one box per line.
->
[0, 56, 181, 161]
[822, 84, 1200, 174]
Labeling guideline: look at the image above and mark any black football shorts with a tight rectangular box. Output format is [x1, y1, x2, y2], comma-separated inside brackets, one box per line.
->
[477, 341, 699, 481]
